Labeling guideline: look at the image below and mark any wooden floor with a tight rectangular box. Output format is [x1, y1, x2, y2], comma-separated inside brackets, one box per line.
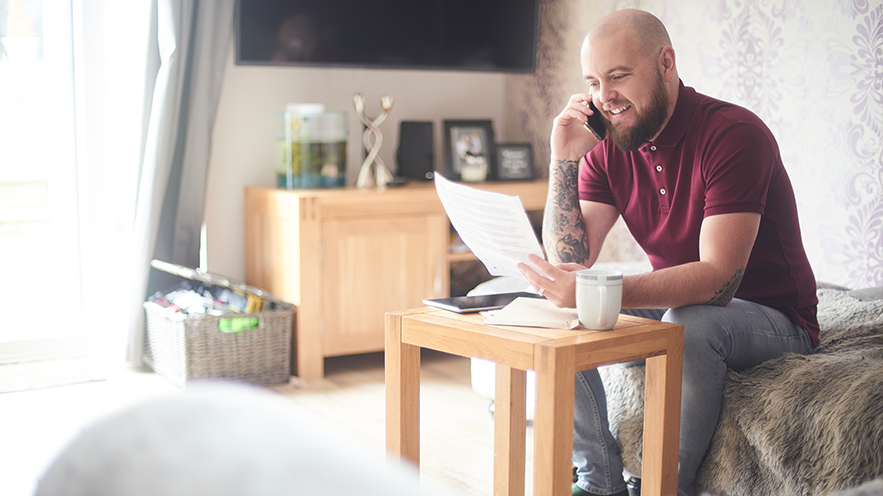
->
[0, 350, 535, 496]
[274, 350, 535, 496]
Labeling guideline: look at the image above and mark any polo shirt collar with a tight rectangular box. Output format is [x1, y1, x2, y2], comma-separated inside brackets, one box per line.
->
[647, 80, 694, 148]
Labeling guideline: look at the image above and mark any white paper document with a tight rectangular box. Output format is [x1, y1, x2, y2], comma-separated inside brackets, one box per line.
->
[434, 175, 546, 280]
[483, 297, 580, 329]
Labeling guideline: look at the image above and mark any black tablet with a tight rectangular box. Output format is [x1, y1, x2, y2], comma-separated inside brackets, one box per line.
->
[423, 291, 544, 314]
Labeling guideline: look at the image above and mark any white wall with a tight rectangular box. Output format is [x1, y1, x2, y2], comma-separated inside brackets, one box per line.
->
[655, 1, 882, 288]
[204, 43, 506, 280]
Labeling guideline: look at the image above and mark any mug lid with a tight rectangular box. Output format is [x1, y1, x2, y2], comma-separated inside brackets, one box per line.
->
[576, 269, 623, 281]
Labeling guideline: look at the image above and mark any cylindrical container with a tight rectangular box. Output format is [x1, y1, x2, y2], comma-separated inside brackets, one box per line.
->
[575, 269, 623, 330]
[275, 105, 347, 189]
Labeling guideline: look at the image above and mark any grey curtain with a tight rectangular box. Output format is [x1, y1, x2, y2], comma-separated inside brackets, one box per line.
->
[127, 0, 234, 364]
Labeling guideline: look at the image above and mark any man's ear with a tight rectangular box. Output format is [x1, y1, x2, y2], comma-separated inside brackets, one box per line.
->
[659, 46, 677, 83]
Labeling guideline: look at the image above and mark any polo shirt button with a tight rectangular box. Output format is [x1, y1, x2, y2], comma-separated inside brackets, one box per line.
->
[660, 188, 667, 195]
[656, 165, 663, 172]
[650, 145, 657, 151]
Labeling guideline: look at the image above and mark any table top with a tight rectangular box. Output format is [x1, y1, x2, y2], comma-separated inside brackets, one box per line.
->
[390, 307, 683, 372]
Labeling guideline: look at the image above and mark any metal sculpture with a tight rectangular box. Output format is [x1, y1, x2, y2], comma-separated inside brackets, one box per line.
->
[353, 93, 395, 187]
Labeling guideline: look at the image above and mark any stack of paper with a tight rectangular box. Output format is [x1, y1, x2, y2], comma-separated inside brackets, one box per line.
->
[434, 174, 546, 279]
[482, 297, 580, 329]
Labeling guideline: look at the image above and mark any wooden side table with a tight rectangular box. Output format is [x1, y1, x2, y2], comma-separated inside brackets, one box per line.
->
[385, 307, 683, 496]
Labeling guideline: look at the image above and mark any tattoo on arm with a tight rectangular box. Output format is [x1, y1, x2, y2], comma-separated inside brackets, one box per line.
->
[554, 233, 590, 263]
[543, 159, 590, 264]
[553, 160, 580, 212]
[705, 266, 746, 306]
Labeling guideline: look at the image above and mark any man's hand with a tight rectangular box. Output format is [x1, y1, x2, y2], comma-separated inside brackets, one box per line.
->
[518, 254, 587, 308]
[551, 93, 603, 161]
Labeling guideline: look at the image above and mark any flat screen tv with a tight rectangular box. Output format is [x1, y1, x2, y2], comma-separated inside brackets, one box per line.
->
[235, 0, 539, 73]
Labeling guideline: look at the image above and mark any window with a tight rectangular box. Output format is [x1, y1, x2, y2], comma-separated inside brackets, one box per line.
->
[0, 0, 88, 359]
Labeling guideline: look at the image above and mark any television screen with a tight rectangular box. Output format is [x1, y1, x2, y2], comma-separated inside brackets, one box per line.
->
[236, 0, 539, 73]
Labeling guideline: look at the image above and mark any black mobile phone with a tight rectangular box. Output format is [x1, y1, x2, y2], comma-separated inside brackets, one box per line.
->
[423, 291, 544, 314]
[583, 101, 606, 140]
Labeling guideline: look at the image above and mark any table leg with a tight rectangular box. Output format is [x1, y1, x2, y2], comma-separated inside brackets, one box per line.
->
[385, 312, 422, 467]
[533, 345, 575, 496]
[494, 364, 527, 496]
[642, 333, 683, 496]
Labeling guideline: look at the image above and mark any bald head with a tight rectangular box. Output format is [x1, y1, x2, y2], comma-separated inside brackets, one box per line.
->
[583, 9, 671, 60]
[578, 9, 679, 151]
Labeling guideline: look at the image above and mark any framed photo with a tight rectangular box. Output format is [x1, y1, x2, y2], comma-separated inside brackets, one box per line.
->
[443, 120, 494, 182]
[494, 143, 534, 181]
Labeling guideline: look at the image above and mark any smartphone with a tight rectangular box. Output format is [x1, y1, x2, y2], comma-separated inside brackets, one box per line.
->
[583, 100, 606, 140]
[423, 291, 545, 314]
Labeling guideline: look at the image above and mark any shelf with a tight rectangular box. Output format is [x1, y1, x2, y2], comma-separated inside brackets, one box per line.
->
[448, 251, 478, 262]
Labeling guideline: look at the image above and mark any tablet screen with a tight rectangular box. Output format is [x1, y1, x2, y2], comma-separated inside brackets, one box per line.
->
[423, 291, 544, 313]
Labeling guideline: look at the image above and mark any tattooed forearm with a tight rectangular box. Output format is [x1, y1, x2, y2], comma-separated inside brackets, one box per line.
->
[543, 159, 590, 265]
[553, 233, 590, 263]
[551, 159, 581, 212]
[704, 266, 746, 306]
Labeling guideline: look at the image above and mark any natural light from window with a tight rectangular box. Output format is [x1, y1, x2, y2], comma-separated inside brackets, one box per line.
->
[0, 0, 83, 345]
[1, 0, 161, 363]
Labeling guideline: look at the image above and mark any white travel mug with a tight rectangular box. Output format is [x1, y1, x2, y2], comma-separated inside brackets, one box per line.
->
[576, 269, 623, 330]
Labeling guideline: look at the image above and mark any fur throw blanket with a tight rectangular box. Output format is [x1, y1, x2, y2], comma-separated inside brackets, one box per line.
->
[599, 288, 883, 496]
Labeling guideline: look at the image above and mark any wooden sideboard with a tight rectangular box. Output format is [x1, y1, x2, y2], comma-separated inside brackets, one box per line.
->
[244, 180, 548, 379]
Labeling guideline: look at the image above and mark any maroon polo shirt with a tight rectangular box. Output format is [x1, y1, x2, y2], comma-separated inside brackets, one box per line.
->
[579, 81, 819, 346]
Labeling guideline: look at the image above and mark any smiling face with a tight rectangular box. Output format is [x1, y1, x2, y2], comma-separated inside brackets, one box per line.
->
[581, 19, 677, 151]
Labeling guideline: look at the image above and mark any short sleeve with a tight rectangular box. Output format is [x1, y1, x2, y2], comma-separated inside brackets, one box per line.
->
[578, 145, 616, 205]
[701, 121, 775, 217]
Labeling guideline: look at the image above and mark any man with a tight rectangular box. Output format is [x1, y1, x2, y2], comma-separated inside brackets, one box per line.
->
[517, 9, 819, 496]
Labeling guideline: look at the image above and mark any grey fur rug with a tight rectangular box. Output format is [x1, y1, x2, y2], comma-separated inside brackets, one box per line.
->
[599, 288, 883, 496]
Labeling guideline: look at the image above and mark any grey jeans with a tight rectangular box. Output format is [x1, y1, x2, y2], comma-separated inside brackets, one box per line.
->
[572, 299, 814, 496]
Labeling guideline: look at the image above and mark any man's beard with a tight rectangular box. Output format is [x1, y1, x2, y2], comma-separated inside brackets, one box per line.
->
[601, 71, 669, 152]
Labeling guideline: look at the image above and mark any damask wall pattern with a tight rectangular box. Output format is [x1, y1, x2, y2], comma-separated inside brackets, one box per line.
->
[504, 0, 882, 288]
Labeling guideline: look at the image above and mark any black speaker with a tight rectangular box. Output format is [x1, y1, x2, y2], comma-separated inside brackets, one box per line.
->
[396, 121, 434, 181]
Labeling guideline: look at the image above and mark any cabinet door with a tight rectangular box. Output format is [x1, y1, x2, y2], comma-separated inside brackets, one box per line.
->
[322, 214, 447, 356]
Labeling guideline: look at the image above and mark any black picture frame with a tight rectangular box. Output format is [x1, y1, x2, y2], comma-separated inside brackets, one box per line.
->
[494, 143, 534, 181]
[443, 120, 494, 182]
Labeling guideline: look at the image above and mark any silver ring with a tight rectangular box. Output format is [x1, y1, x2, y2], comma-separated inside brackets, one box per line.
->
[538, 287, 545, 297]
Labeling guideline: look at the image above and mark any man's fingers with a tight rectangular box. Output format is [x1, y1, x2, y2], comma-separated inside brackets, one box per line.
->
[556, 94, 593, 123]
[518, 261, 548, 294]
[556, 262, 589, 273]
[527, 253, 559, 279]
[568, 93, 592, 106]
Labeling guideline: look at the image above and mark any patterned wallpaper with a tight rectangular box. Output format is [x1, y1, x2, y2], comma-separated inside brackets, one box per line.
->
[504, 0, 882, 288]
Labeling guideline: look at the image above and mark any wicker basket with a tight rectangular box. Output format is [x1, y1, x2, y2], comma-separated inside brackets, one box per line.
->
[143, 260, 294, 390]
